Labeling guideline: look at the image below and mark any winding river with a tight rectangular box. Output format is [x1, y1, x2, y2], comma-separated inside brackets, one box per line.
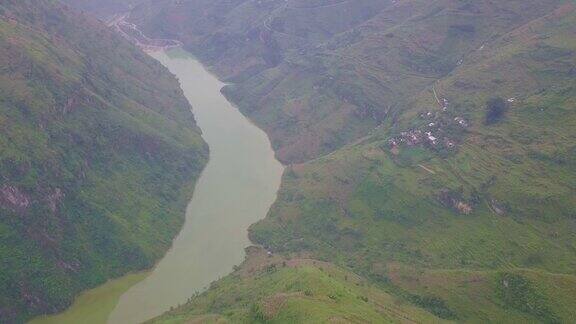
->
[31, 48, 283, 324]
[109, 49, 283, 323]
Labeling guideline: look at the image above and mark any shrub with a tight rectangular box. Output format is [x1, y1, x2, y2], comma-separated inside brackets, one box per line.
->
[409, 294, 457, 320]
[485, 97, 507, 125]
[497, 273, 559, 323]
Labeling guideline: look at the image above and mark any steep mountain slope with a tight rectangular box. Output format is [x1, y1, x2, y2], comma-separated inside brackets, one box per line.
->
[245, 1, 576, 322]
[60, 0, 139, 19]
[251, 0, 576, 273]
[126, 0, 566, 163]
[62, 0, 576, 322]
[0, 0, 207, 322]
[112, 0, 392, 162]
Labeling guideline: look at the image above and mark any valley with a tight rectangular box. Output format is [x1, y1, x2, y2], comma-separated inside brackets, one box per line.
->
[1, 0, 575, 322]
[31, 48, 283, 324]
[128, 0, 576, 322]
[108, 49, 283, 324]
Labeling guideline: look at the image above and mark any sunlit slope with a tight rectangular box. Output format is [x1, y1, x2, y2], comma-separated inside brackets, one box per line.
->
[151, 249, 576, 323]
[0, 1, 207, 322]
[149, 248, 444, 324]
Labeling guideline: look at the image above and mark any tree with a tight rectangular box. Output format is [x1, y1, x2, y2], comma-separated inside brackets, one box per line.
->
[485, 97, 507, 125]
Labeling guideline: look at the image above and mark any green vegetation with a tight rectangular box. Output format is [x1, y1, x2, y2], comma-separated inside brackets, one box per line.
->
[485, 97, 507, 125]
[122, 0, 570, 163]
[30, 272, 148, 324]
[387, 264, 576, 323]
[0, 1, 207, 322]
[496, 273, 558, 323]
[244, 1, 576, 320]
[148, 248, 443, 323]
[407, 294, 457, 320]
[61, 0, 576, 322]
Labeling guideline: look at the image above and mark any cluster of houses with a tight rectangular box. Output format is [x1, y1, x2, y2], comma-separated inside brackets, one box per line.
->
[387, 127, 456, 150]
[440, 98, 449, 111]
[454, 116, 469, 127]
[388, 96, 469, 152]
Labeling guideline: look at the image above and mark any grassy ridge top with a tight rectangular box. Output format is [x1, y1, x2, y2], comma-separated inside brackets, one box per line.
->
[151, 248, 576, 323]
[149, 247, 444, 323]
[0, 0, 207, 322]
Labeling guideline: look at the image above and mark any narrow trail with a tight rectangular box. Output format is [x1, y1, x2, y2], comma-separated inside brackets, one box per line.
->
[418, 164, 436, 175]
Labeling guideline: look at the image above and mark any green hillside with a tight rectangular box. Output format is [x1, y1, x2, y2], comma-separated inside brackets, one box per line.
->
[60, 0, 141, 20]
[125, 0, 567, 163]
[59, 0, 576, 322]
[247, 1, 576, 322]
[251, 0, 576, 274]
[151, 248, 576, 323]
[0, 0, 207, 322]
[149, 247, 445, 323]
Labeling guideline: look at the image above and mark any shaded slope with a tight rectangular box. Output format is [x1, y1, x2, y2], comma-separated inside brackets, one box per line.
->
[0, 0, 207, 322]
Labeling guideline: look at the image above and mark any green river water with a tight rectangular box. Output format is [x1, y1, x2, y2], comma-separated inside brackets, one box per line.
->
[31, 48, 283, 324]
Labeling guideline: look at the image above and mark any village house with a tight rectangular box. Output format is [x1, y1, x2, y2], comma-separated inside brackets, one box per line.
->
[454, 117, 469, 128]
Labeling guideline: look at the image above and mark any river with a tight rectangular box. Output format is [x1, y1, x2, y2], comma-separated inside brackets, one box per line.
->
[30, 48, 283, 324]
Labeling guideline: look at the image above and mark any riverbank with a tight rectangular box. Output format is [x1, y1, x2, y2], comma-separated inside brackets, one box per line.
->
[29, 273, 149, 324]
[28, 48, 283, 324]
[107, 49, 283, 324]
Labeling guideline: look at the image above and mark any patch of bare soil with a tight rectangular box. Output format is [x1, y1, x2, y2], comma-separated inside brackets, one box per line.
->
[261, 292, 303, 319]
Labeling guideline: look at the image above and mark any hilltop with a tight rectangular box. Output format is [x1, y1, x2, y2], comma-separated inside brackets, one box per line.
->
[0, 0, 207, 322]
[149, 247, 445, 323]
[151, 249, 576, 323]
